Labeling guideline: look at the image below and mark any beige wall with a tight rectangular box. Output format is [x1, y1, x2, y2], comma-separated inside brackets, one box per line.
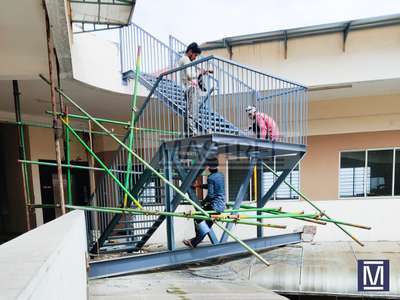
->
[301, 130, 400, 200]
[308, 93, 400, 135]
[28, 126, 88, 225]
[204, 25, 400, 86]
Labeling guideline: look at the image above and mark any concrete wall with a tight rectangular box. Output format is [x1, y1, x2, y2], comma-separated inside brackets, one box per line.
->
[204, 25, 400, 86]
[71, 33, 148, 96]
[0, 210, 87, 300]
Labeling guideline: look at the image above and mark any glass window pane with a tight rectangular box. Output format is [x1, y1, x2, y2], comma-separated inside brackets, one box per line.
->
[340, 151, 365, 197]
[367, 150, 393, 196]
[394, 150, 400, 195]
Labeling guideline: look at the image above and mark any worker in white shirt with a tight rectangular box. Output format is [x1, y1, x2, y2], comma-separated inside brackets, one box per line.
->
[177, 42, 212, 136]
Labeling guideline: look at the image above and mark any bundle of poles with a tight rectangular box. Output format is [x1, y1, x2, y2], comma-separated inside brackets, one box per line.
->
[15, 46, 371, 268]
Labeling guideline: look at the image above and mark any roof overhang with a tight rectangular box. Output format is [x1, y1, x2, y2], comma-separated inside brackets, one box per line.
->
[201, 13, 400, 50]
[69, 0, 136, 25]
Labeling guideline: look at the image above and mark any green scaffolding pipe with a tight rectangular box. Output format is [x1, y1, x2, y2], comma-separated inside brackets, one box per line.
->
[45, 111, 182, 135]
[61, 118, 142, 209]
[262, 162, 369, 246]
[123, 46, 141, 208]
[65, 205, 286, 229]
[0, 120, 125, 137]
[19, 160, 141, 175]
[195, 211, 320, 220]
[65, 110, 72, 206]
[40, 74, 270, 267]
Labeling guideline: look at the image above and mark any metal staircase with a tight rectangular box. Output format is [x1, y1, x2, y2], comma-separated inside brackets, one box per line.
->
[87, 23, 308, 254]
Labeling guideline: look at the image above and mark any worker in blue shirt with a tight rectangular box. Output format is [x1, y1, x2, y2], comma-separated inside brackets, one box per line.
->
[183, 157, 225, 248]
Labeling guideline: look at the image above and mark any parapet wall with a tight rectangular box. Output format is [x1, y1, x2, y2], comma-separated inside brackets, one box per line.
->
[0, 210, 87, 300]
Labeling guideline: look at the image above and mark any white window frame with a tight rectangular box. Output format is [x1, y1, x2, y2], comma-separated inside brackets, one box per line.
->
[338, 147, 400, 200]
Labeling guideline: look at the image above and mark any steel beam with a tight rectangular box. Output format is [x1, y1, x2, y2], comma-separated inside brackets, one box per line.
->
[260, 152, 304, 207]
[164, 148, 175, 250]
[89, 232, 303, 279]
[220, 158, 256, 243]
[172, 155, 219, 245]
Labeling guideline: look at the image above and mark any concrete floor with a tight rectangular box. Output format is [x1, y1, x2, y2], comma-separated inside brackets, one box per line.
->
[89, 270, 287, 299]
[89, 241, 400, 299]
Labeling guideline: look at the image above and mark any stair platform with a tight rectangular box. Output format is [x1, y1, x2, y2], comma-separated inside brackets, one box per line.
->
[164, 133, 306, 159]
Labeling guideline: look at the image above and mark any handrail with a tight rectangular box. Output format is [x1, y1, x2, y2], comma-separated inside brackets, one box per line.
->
[160, 54, 306, 89]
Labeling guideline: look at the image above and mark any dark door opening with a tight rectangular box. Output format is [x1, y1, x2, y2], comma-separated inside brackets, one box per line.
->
[39, 160, 90, 223]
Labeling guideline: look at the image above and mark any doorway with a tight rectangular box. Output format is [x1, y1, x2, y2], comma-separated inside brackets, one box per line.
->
[39, 160, 90, 223]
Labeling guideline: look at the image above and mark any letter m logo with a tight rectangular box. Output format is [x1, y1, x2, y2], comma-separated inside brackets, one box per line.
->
[358, 260, 389, 291]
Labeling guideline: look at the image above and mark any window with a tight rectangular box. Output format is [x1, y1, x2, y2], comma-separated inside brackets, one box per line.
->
[367, 150, 393, 196]
[262, 156, 299, 200]
[340, 151, 365, 197]
[395, 150, 400, 195]
[340, 149, 399, 198]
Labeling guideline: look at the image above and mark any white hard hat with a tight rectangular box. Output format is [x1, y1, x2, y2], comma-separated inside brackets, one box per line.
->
[245, 106, 256, 114]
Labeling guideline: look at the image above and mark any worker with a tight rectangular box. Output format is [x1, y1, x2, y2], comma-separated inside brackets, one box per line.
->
[245, 106, 280, 141]
[177, 42, 212, 135]
[183, 157, 225, 248]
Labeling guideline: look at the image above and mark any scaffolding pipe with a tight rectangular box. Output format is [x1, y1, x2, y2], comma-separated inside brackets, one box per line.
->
[64, 106, 72, 206]
[65, 205, 286, 228]
[19, 159, 141, 175]
[13, 80, 31, 230]
[44, 4, 66, 215]
[262, 162, 367, 246]
[123, 46, 141, 208]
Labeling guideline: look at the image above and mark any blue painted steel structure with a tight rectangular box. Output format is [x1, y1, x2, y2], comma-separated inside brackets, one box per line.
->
[86, 23, 309, 262]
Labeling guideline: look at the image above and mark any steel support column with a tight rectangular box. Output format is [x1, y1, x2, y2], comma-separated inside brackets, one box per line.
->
[257, 159, 264, 238]
[220, 158, 256, 243]
[260, 153, 304, 207]
[89, 232, 303, 279]
[172, 154, 219, 245]
[164, 148, 175, 250]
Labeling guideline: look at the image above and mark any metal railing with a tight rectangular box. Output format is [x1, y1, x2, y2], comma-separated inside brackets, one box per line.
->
[120, 24, 181, 75]
[121, 26, 308, 144]
[133, 55, 308, 144]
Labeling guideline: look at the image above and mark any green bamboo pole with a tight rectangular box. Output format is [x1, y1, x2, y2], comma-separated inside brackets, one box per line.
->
[123, 46, 141, 208]
[40, 75, 270, 267]
[65, 204, 286, 229]
[61, 119, 142, 209]
[65, 107, 72, 206]
[45, 111, 182, 135]
[1, 120, 125, 137]
[19, 159, 140, 175]
[262, 162, 367, 246]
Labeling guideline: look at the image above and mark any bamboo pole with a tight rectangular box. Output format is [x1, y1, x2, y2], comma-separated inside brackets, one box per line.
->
[64, 106, 72, 206]
[64, 205, 285, 229]
[44, 5, 65, 215]
[45, 111, 182, 135]
[19, 159, 140, 175]
[60, 119, 142, 209]
[123, 46, 141, 208]
[262, 162, 367, 246]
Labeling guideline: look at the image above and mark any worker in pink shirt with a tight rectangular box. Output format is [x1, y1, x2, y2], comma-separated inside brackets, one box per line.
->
[245, 106, 280, 141]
